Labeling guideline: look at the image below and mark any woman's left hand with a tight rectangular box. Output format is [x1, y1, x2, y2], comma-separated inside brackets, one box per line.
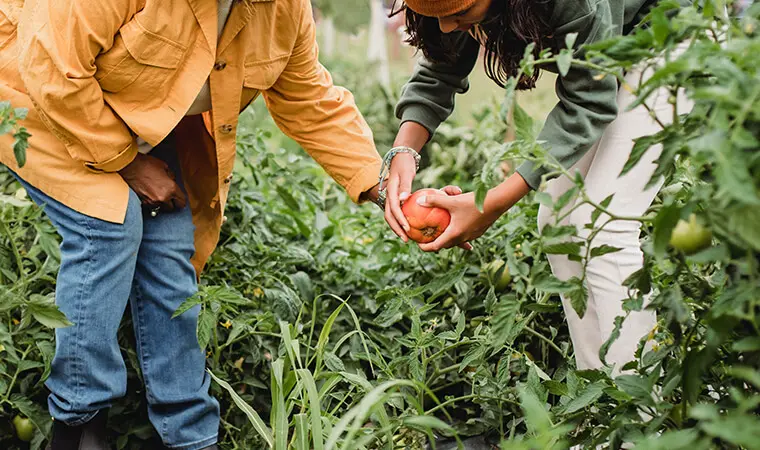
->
[413, 191, 502, 252]
[383, 153, 418, 241]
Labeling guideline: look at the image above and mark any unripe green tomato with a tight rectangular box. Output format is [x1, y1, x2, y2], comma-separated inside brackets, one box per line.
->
[483, 259, 512, 291]
[669, 214, 712, 255]
[13, 415, 34, 442]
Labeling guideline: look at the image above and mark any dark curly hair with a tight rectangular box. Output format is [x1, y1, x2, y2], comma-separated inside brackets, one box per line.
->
[391, 0, 554, 90]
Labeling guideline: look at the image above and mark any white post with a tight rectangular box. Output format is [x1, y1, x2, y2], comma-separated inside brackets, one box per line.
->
[322, 15, 336, 58]
[367, 0, 390, 87]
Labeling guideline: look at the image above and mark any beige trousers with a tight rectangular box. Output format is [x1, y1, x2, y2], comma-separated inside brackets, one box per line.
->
[538, 49, 692, 372]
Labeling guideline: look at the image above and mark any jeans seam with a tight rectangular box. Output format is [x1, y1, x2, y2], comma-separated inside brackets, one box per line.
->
[132, 282, 155, 404]
[71, 213, 95, 404]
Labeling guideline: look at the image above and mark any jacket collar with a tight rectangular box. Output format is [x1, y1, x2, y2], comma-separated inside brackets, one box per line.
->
[187, 0, 275, 56]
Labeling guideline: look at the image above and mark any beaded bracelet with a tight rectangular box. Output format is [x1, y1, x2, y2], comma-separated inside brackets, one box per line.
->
[374, 146, 421, 210]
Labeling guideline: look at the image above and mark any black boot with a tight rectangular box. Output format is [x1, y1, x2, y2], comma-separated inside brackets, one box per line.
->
[45, 410, 110, 450]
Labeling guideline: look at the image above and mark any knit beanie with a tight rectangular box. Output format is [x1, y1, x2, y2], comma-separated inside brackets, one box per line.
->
[403, 0, 478, 17]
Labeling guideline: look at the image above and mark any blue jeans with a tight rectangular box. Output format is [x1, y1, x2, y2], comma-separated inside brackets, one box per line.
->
[11, 138, 219, 450]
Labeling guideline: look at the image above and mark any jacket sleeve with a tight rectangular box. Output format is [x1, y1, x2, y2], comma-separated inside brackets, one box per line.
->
[515, 1, 621, 189]
[394, 32, 480, 136]
[261, 0, 382, 203]
[17, 0, 139, 172]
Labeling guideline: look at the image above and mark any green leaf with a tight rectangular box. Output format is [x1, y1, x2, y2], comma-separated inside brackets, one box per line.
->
[513, 101, 536, 141]
[604, 386, 633, 403]
[13, 128, 30, 168]
[532, 272, 575, 294]
[700, 414, 760, 448]
[491, 297, 520, 349]
[36, 340, 54, 382]
[621, 134, 659, 176]
[632, 429, 703, 450]
[295, 369, 324, 450]
[623, 265, 652, 295]
[732, 337, 760, 353]
[9, 394, 51, 440]
[564, 381, 606, 413]
[565, 32, 578, 50]
[567, 281, 588, 318]
[323, 352, 345, 373]
[276, 185, 300, 212]
[615, 374, 653, 401]
[316, 303, 345, 361]
[650, 8, 671, 45]
[519, 385, 552, 433]
[599, 315, 625, 365]
[208, 370, 273, 447]
[271, 359, 288, 450]
[544, 380, 569, 396]
[425, 266, 467, 299]
[172, 293, 203, 319]
[650, 285, 689, 324]
[294, 414, 309, 450]
[728, 366, 760, 389]
[402, 415, 454, 433]
[725, 206, 760, 252]
[541, 224, 577, 239]
[557, 49, 573, 77]
[17, 360, 45, 373]
[590, 244, 622, 258]
[543, 242, 582, 256]
[459, 344, 486, 372]
[456, 312, 465, 335]
[197, 309, 216, 351]
[653, 201, 681, 258]
[26, 302, 73, 329]
[13, 107, 28, 120]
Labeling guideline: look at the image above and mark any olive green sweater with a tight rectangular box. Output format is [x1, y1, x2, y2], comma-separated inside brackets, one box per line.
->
[395, 0, 689, 189]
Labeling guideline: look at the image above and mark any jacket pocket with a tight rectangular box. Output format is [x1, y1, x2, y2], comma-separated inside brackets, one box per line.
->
[95, 19, 187, 94]
[243, 54, 289, 90]
[0, 1, 20, 52]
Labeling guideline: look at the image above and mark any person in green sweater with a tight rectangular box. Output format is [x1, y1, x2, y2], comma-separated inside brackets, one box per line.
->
[383, 0, 692, 373]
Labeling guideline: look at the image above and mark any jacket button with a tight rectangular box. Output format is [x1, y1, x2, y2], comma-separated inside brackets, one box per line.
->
[220, 124, 234, 134]
[224, 175, 233, 184]
[214, 60, 227, 71]
[222, 215, 228, 224]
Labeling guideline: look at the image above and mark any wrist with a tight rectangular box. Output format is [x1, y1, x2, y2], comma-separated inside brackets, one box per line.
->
[118, 152, 144, 175]
[485, 173, 531, 217]
[361, 182, 381, 202]
[393, 121, 430, 152]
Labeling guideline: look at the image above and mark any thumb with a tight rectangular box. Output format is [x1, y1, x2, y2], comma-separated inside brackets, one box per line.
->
[398, 176, 414, 204]
[416, 192, 453, 209]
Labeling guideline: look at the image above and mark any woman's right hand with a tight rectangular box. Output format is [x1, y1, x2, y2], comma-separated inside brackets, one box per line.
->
[118, 153, 186, 212]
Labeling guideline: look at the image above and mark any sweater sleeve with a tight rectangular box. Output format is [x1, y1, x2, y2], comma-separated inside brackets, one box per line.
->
[516, 0, 622, 189]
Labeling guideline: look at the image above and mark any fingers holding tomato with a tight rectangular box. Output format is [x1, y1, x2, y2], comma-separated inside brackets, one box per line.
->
[401, 189, 451, 243]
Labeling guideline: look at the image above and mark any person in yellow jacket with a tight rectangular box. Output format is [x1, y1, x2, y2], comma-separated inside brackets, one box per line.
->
[0, 0, 418, 448]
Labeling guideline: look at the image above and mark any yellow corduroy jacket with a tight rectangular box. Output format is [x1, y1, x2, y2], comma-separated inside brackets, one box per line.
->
[0, 0, 382, 274]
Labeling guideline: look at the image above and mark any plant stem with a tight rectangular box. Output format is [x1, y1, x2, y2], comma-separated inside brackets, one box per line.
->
[2, 344, 31, 402]
[525, 325, 565, 356]
[424, 393, 519, 415]
[2, 220, 25, 282]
